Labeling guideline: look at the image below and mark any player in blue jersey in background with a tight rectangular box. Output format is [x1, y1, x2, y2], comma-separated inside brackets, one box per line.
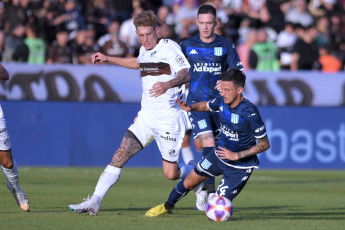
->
[180, 4, 244, 211]
[145, 68, 270, 217]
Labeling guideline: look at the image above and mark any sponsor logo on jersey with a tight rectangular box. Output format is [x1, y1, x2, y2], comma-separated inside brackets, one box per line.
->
[168, 149, 176, 156]
[231, 113, 239, 124]
[160, 134, 177, 142]
[150, 51, 157, 57]
[175, 55, 185, 64]
[214, 47, 223, 56]
[189, 49, 198, 54]
[221, 125, 239, 141]
[201, 159, 212, 169]
[193, 63, 222, 75]
[255, 125, 265, 133]
[198, 119, 207, 129]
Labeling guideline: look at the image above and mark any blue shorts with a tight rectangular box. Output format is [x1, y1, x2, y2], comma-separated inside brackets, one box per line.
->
[188, 110, 220, 139]
[194, 149, 254, 201]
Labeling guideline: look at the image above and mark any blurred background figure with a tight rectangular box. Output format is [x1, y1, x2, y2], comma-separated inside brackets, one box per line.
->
[52, 0, 86, 39]
[24, 23, 46, 64]
[276, 22, 297, 70]
[236, 29, 257, 70]
[0, 30, 5, 61]
[46, 27, 73, 64]
[312, 44, 342, 72]
[249, 28, 280, 71]
[291, 25, 319, 70]
[76, 25, 99, 64]
[119, 7, 143, 56]
[100, 21, 132, 58]
[284, 0, 314, 27]
[174, 0, 198, 38]
[85, 0, 115, 40]
[3, 24, 27, 62]
[156, 5, 176, 40]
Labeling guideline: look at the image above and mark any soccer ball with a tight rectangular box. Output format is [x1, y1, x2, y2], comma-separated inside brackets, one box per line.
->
[205, 196, 233, 221]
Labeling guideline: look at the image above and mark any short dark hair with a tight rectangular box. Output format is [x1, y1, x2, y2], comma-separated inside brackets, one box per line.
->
[220, 69, 246, 88]
[197, 4, 217, 18]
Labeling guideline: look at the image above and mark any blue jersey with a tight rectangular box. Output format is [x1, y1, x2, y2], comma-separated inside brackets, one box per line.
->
[180, 34, 243, 104]
[208, 97, 267, 168]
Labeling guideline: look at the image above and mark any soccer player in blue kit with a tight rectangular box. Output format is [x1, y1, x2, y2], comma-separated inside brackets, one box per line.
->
[145, 68, 270, 217]
[180, 4, 243, 210]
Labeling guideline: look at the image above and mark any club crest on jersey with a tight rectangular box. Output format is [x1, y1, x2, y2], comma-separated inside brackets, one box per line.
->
[214, 47, 223, 56]
[198, 119, 207, 129]
[231, 113, 239, 124]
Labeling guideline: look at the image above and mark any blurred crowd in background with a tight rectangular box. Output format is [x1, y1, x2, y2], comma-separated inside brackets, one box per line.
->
[0, 0, 344, 72]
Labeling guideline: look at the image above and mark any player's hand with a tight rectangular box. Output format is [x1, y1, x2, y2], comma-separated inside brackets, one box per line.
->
[215, 80, 222, 93]
[215, 147, 240, 161]
[175, 99, 191, 112]
[149, 81, 169, 97]
[91, 52, 108, 64]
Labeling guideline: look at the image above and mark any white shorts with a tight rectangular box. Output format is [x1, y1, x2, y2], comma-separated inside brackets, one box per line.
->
[0, 106, 11, 151]
[128, 111, 187, 162]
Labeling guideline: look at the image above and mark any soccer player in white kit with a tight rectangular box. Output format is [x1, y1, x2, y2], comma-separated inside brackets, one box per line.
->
[69, 10, 199, 216]
[0, 64, 29, 211]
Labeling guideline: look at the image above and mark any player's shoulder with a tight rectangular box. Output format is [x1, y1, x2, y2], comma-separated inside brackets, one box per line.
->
[215, 35, 235, 48]
[239, 98, 261, 117]
[180, 34, 199, 46]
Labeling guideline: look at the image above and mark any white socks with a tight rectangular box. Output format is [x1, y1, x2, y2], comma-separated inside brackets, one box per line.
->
[92, 165, 121, 204]
[1, 159, 19, 191]
[178, 162, 194, 179]
[181, 147, 194, 164]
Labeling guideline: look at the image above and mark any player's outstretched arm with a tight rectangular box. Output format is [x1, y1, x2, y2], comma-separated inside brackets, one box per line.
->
[91, 52, 139, 69]
[216, 135, 270, 161]
[150, 68, 190, 97]
[175, 99, 210, 112]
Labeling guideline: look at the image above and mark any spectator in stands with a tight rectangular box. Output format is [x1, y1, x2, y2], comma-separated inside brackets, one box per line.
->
[156, 5, 176, 40]
[112, 0, 133, 24]
[174, 0, 198, 37]
[100, 21, 132, 58]
[24, 23, 46, 64]
[119, 7, 143, 56]
[3, 24, 27, 62]
[0, 2, 5, 30]
[46, 27, 73, 64]
[85, 0, 115, 40]
[76, 25, 99, 64]
[291, 25, 319, 70]
[236, 29, 257, 70]
[248, 28, 280, 71]
[284, 0, 314, 28]
[52, 0, 86, 39]
[313, 44, 342, 72]
[276, 22, 297, 70]
[3, 0, 30, 34]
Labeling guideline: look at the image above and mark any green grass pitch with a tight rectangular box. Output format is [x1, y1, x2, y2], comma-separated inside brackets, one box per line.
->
[0, 167, 344, 230]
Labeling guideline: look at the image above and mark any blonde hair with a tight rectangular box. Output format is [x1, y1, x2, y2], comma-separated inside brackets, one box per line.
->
[133, 10, 157, 29]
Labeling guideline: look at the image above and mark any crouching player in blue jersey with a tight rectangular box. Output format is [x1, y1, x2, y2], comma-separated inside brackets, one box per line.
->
[180, 4, 244, 210]
[145, 69, 270, 217]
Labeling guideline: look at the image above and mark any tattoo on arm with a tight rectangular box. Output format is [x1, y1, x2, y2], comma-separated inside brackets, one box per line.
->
[199, 132, 215, 147]
[238, 135, 270, 160]
[110, 131, 143, 167]
[168, 68, 190, 88]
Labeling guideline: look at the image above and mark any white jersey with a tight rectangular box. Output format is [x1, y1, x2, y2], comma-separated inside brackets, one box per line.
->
[137, 38, 190, 123]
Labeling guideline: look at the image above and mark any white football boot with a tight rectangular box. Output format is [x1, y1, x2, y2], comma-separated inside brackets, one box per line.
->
[195, 190, 207, 211]
[7, 182, 30, 211]
[69, 195, 100, 216]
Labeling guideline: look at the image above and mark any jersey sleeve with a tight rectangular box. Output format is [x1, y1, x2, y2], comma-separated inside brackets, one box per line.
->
[246, 112, 267, 139]
[166, 40, 190, 73]
[226, 41, 244, 71]
[207, 96, 222, 111]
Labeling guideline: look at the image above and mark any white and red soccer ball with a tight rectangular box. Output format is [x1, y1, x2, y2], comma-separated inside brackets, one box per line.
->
[205, 195, 233, 221]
